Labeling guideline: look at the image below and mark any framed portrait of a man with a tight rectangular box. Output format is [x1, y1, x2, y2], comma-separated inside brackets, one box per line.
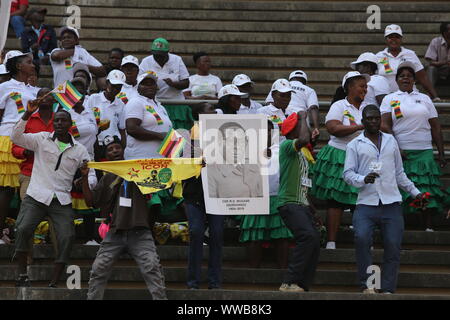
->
[200, 114, 269, 215]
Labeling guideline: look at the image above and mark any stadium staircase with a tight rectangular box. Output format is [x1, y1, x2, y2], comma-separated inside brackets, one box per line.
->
[1, 0, 450, 300]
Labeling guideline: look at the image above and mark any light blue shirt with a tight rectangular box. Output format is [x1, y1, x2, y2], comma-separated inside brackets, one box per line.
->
[343, 132, 420, 206]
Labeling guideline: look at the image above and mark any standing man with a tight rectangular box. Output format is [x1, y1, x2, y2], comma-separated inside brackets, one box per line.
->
[9, 0, 29, 39]
[139, 38, 189, 100]
[343, 105, 424, 294]
[81, 136, 167, 300]
[11, 104, 91, 288]
[278, 111, 320, 293]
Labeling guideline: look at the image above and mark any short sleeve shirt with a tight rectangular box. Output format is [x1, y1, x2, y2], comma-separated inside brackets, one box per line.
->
[325, 98, 363, 150]
[362, 75, 390, 108]
[124, 95, 173, 160]
[238, 100, 263, 114]
[50, 45, 101, 87]
[380, 90, 438, 150]
[69, 106, 97, 159]
[288, 81, 319, 112]
[376, 47, 424, 93]
[425, 36, 450, 63]
[278, 139, 309, 207]
[85, 92, 126, 144]
[185, 74, 222, 98]
[10, 0, 28, 13]
[139, 53, 190, 100]
[0, 79, 37, 136]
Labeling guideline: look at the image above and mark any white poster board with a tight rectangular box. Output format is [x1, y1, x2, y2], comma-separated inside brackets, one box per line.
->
[200, 114, 269, 215]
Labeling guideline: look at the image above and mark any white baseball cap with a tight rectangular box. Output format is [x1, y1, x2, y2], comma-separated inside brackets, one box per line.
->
[350, 52, 379, 70]
[3, 50, 31, 64]
[289, 70, 308, 81]
[137, 70, 158, 84]
[121, 55, 139, 67]
[271, 79, 294, 93]
[341, 71, 370, 87]
[106, 70, 126, 85]
[232, 74, 254, 86]
[218, 84, 247, 99]
[0, 64, 8, 75]
[397, 61, 417, 72]
[384, 24, 403, 37]
[60, 26, 80, 39]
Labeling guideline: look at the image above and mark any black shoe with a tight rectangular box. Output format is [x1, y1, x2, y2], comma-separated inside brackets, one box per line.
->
[15, 275, 31, 287]
[48, 283, 57, 288]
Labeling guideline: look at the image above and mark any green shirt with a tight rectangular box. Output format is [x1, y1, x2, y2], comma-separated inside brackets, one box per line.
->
[278, 139, 309, 208]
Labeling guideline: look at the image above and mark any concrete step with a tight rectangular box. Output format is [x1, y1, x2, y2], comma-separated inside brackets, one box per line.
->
[2, 245, 450, 265]
[2, 287, 449, 300]
[37, 4, 450, 24]
[0, 265, 449, 288]
[30, 0, 450, 12]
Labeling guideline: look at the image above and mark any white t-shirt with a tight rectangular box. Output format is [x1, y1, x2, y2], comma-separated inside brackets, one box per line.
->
[139, 53, 190, 100]
[376, 47, 424, 93]
[120, 83, 139, 101]
[85, 92, 126, 144]
[256, 104, 288, 144]
[380, 90, 438, 150]
[362, 75, 390, 108]
[0, 79, 37, 136]
[184, 74, 222, 98]
[325, 98, 363, 151]
[265, 81, 318, 113]
[69, 106, 97, 160]
[124, 95, 173, 160]
[237, 100, 263, 114]
[50, 45, 102, 87]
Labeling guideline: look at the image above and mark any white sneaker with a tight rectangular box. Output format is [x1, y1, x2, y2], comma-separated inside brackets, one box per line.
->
[0, 239, 5, 245]
[362, 288, 377, 294]
[84, 240, 100, 246]
[279, 283, 305, 293]
[326, 242, 336, 250]
[425, 228, 434, 232]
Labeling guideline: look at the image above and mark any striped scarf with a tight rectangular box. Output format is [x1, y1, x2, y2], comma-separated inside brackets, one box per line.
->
[379, 57, 393, 74]
[64, 59, 72, 70]
[145, 105, 163, 125]
[71, 120, 80, 138]
[10, 92, 25, 114]
[343, 110, 357, 125]
[390, 100, 403, 119]
[91, 107, 101, 125]
[117, 92, 128, 104]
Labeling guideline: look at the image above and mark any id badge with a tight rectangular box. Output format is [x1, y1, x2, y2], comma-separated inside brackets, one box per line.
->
[369, 161, 382, 172]
[302, 177, 312, 188]
[119, 197, 132, 207]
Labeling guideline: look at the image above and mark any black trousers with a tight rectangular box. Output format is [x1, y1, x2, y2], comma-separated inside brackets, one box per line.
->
[279, 203, 320, 291]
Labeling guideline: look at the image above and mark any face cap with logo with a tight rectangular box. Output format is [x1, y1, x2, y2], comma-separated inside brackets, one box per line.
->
[107, 70, 126, 85]
[384, 24, 403, 37]
[151, 38, 170, 52]
[271, 79, 294, 93]
[218, 84, 247, 99]
[232, 74, 254, 87]
[288, 70, 308, 82]
[121, 55, 139, 67]
[137, 70, 158, 85]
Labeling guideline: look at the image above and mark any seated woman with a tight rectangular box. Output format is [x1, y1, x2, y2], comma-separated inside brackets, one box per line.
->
[183, 52, 222, 100]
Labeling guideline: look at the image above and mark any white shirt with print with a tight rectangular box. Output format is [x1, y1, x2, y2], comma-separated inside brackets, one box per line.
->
[184, 74, 222, 98]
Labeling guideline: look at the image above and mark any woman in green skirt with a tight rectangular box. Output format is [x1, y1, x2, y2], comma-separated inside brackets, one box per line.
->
[311, 71, 369, 250]
[381, 61, 447, 231]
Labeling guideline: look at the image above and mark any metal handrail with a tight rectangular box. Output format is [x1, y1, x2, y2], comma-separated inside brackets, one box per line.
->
[158, 99, 450, 109]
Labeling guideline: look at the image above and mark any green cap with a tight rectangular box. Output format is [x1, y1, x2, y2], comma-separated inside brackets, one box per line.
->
[151, 38, 170, 52]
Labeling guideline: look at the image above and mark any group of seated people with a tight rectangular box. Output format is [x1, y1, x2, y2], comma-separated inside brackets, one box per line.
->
[1, 9, 450, 297]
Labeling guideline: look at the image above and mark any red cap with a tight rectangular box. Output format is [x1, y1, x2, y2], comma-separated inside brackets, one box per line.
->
[281, 112, 298, 136]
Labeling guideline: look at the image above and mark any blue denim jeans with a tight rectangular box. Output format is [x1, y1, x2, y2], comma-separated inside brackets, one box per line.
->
[185, 202, 224, 289]
[10, 16, 26, 38]
[353, 202, 404, 293]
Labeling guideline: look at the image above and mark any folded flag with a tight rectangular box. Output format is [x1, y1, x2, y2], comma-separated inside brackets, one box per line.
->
[343, 110, 357, 125]
[64, 59, 72, 70]
[270, 115, 282, 126]
[117, 92, 128, 104]
[51, 81, 83, 111]
[92, 107, 101, 125]
[10, 92, 25, 114]
[390, 100, 403, 119]
[88, 158, 202, 194]
[158, 128, 186, 158]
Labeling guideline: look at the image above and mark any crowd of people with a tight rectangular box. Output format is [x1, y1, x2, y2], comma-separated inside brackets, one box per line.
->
[1, 4, 450, 297]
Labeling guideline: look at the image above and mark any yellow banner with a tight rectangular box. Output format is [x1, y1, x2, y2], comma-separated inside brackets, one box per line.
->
[88, 158, 202, 194]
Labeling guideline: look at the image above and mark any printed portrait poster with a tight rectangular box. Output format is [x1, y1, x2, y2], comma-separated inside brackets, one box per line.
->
[200, 114, 270, 215]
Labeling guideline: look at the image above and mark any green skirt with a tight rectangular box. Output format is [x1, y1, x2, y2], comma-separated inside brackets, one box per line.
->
[401, 150, 444, 214]
[162, 104, 194, 130]
[311, 144, 358, 205]
[239, 196, 293, 243]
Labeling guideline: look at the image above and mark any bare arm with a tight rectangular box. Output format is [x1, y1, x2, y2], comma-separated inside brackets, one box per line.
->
[126, 118, 167, 141]
[51, 49, 75, 62]
[380, 113, 393, 134]
[80, 161, 94, 208]
[164, 78, 189, 90]
[326, 120, 364, 138]
[429, 117, 447, 168]
[294, 111, 311, 150]
[88, 65, 106, 77]
[416, 69, 438, 99]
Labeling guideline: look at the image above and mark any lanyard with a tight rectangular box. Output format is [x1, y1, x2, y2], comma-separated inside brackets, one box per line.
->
[123, 181, 129, 198]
